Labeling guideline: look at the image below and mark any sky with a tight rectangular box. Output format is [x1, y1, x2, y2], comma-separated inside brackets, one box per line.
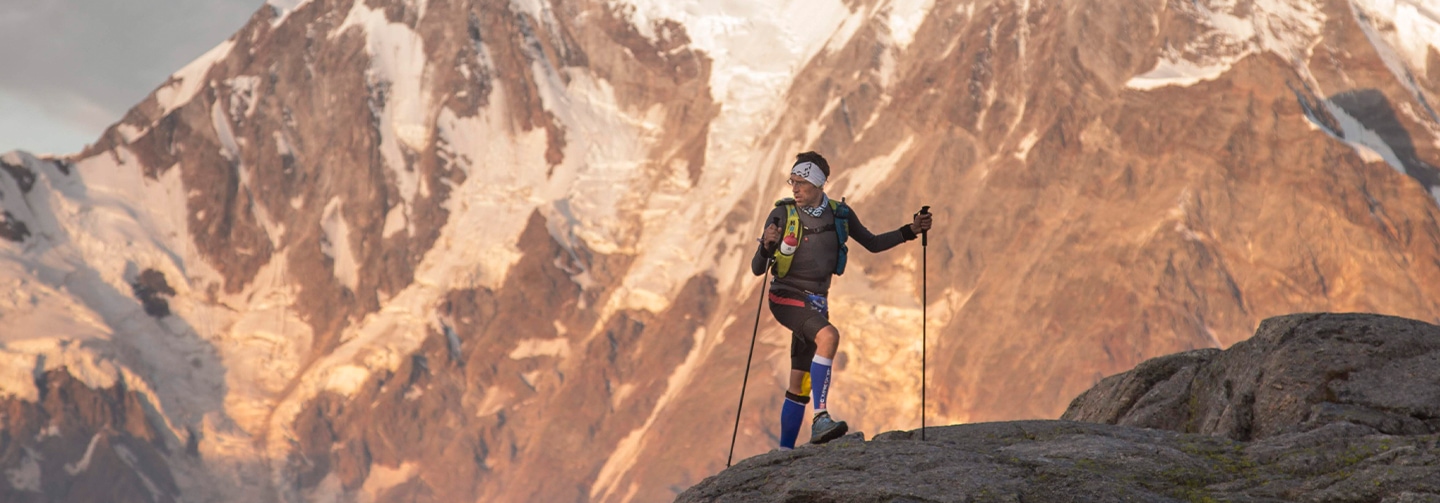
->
[0, 0, 263, 156]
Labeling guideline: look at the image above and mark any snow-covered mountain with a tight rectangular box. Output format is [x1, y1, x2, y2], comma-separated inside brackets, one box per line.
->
[2, 0, 1439, 501]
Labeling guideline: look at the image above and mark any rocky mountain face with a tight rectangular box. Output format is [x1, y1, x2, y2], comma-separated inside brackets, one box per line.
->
[1, 0, 1439, 502]
[679, 313, 1440, 502]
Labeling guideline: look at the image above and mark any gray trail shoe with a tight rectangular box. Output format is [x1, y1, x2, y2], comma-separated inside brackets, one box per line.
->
[810, 412, 848, 445]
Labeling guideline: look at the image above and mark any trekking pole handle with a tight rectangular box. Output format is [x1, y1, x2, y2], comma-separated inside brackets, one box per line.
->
[765, 216, 781, 253]
[918, 206, 930, 246]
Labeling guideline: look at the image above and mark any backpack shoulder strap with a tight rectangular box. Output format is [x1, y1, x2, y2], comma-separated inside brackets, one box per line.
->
[773, 204, 802, 278]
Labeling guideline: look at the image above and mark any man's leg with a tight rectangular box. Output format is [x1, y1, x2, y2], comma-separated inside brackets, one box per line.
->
[808, 325, 848, 443]
[811, 325, 839, 415]
[779, 369, 809, 449]
[779, 327, 816, 450]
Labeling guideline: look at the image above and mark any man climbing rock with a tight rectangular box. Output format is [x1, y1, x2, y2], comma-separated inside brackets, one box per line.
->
[751, 151, 933, 448]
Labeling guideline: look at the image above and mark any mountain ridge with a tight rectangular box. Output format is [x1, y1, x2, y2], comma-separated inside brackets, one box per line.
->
[1, 0, 1439, 501]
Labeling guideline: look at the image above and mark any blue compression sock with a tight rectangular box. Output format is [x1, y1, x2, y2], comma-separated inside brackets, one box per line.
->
[810, 355, 833, 415]
[779, 392, 809, 449]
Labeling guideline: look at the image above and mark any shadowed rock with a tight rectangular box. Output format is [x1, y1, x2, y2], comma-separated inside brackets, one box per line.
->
[0, 369, 180, 503]
[1065, 313, 1440, 440]
[0, 157, 36, 193]
[130, 268, 177, 318]
[0, 210, 29, 242]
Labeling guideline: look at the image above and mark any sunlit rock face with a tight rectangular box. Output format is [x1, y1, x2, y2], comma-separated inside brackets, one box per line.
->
[1, 0, 1438, 501]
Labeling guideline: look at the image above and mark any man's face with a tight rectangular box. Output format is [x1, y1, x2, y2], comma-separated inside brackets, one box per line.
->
[789, 175, 822, 207]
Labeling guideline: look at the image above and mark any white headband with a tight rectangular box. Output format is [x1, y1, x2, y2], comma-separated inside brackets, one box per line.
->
[791, 161, 826, 188]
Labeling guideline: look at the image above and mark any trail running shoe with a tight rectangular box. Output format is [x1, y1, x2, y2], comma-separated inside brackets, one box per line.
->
[810, 412, 848, 444]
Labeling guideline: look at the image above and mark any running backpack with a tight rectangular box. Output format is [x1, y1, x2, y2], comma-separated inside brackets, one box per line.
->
[772, 197, 850, 278]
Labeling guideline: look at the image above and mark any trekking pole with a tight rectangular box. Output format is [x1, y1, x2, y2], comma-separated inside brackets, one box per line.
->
[919, 205, 930, 440]
[729, 221, 778, 467]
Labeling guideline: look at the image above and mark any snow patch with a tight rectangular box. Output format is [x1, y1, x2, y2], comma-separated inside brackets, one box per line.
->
[226, 76, 262, 120]
[360, 462, 418, 502]
[1353, 0, 1440, 76]
[1127, 0, 1325, 91]
[4, 448, 40, 493]
[1350, 0, 1440, 118]
[320, 197, 359, 292]
[475, 386, 510, 417]
[308, 473, 346, 503]
[64, 433, 103, 476]
[825, 5, 870, 55]
[116, 123, 147, 144]
[336, 0, 432, 217]
[382, 204, 407, 238]
[830, 136, 916, 202]
[520, 370, 543, 389]
[428, 107, 536, 290]
[886, 0, 936, 51]
[0, 147, 233, 471]
[1015, 129, 1041, 161]
[215, 254, 313, 433]
[155, 40, 235, 118]
[610, 382, 637, 408]
[210, 101, 241, 162]
[1322, 100, 1406, 171]
[323, 365, 372, 398]
[508, 338, 571, 360]
[273, 131, 294, 158]
[1125, 58, 1235, 90]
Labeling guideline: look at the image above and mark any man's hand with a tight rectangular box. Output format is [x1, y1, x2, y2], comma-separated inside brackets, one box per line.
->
[911, 211, 933, 235]
[762, 222, 782, 249]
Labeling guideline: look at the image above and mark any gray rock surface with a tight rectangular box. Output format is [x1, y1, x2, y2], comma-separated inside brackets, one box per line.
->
[679, 314, 1440, 502]
[680, 420, 1440, 502]
[1065, 313, 1440, 440]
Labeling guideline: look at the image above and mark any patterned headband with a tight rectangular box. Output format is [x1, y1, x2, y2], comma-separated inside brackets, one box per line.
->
[791, 161, 826, 189]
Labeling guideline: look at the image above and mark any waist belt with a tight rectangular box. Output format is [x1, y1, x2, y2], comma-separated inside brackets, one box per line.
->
[768, 292, 805, 307]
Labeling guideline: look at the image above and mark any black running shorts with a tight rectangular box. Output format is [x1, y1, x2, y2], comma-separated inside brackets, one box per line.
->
[767, 289, 832, 371]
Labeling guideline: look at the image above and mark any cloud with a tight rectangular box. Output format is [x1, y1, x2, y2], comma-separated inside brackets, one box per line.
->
[0, 0, 262, 153]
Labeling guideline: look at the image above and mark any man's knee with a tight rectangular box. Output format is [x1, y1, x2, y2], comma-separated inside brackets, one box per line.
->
[816, 325, 840, 342]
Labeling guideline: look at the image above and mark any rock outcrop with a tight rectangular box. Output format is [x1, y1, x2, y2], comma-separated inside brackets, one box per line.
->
[679, 313, 1440, 502]
[0, 370, 179, 503]
[1064, 313, 1440, 440]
